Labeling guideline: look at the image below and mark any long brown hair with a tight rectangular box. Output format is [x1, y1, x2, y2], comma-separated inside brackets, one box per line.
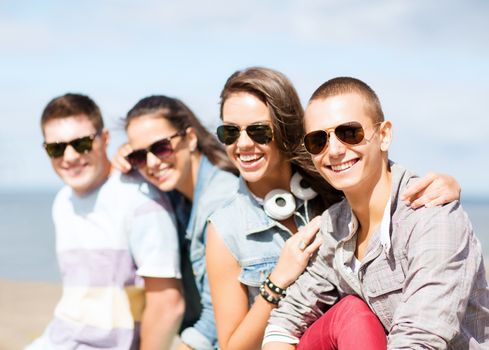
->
[125, 95, 237, 175]
[219, 67, 342, 207]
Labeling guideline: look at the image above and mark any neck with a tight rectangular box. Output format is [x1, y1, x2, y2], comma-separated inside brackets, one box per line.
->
[345, 160, 391, 240]
[178, 152, 202, 201]
[74, 159, 112, 197]
[247, 163, 293, 199]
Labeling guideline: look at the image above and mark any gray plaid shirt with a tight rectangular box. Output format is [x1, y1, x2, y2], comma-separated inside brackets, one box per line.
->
[267, 163, 489, 349]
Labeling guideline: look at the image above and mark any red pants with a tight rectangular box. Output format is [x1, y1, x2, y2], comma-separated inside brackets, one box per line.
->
[297, 295, 387, 350]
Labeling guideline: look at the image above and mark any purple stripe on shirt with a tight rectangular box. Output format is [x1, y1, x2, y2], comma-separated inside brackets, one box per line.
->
[46, 317, 140, 350]
[134, 196, 174, 216]
[58, 249, 137, 287]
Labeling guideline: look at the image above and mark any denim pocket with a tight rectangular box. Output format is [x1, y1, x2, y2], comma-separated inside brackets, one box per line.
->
[239, 258, 278, 288]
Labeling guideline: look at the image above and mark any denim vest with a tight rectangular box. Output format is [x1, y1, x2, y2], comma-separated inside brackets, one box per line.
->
[169, 156, 239, 349]
[209, 176, 314, 305]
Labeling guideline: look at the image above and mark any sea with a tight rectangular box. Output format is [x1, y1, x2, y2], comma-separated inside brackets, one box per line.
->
[0, 190, 488, 282]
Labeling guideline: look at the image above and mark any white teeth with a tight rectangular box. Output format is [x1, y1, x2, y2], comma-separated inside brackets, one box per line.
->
[239, 154, 261, 162]
[331, 160, 356, 172]
[151, 167, 170, 178]
[65, 164, 86, 175]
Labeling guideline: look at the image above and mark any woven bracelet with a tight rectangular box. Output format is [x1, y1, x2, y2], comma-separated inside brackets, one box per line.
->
[259, 283, 281, 305]
[265, 275, 287, 297]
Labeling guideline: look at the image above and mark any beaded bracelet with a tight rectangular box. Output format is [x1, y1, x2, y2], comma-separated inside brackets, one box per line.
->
[265, 275, 287, 297]
[259, 283, 282, 305]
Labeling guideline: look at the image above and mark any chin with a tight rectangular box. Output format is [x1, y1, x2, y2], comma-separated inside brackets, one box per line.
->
[69, 180, 95, 195]
[240, 169, 266, 185]
[155, 177, 179, 193]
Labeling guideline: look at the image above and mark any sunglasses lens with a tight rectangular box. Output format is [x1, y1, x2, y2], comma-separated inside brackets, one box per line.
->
[217, 125, 240, 145]
[304, 130, 328, 155]
[71, 136, 95, 154]
[150, 139, 173, 159]
[246, 124, 273, 144]
[44, 143, 67, 158]
[126, 150, 147, 168]
[335, 123, 364, 145]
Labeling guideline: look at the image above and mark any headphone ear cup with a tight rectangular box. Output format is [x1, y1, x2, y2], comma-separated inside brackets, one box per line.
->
[263, 189, 296, 221]
[290, 172, 317, 201]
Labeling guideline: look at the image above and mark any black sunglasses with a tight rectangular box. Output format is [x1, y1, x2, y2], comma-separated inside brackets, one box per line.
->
[125, 130, 186, 169]
[303, 122, 380, 155]
[43, 133, 99, 158]
[216, 123, 273, 145]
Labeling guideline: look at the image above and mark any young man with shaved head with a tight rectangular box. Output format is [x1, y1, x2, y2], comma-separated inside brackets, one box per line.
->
[263, 77, 489, 349]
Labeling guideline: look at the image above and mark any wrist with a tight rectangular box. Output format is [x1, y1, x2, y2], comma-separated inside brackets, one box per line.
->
[265, 274, 287, 298]
[268, 271, 291, 289]
[259, 283, 282, 305]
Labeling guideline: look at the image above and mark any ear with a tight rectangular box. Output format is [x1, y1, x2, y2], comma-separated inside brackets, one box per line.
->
[378, 120, 392, 152]
[185, 127, 198, 152]
[101, 128, 110, 149]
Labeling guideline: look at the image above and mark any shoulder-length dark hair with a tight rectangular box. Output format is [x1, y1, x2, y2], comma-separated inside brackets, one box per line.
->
[125, 95, 237, 175]
[219, 67, 342, 207]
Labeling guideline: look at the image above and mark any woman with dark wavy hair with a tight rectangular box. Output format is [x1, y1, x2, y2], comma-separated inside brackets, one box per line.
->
[115, 95, 238, 350]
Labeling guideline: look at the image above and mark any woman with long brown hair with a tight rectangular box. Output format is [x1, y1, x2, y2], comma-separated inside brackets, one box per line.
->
[206, 67, 461, 350]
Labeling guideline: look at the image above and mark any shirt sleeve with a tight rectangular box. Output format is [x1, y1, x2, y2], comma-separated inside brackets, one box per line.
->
[129, 190, 181, 279]
[262, 325, 300, 346]
[266, 219, 340, 342]
[388, 202, 480, 348]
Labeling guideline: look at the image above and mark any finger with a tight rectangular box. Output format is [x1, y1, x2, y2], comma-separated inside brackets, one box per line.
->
[304, 236, 322, 256]
[411, 187, 442, 208]
[112, 143, 133, 173]
[120, 143, 133, 155]
[300, 217, 321, 244]
[423, 198, 443, 208]
[424, 192, 453, 208]
[401, 175, 434, 202]
[112, 155, 132, 173]
[438, 176, 461, 202]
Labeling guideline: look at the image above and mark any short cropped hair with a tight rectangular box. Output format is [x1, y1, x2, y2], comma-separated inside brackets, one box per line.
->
[40, 93, 104, 132]
[309, 77, 384, 123]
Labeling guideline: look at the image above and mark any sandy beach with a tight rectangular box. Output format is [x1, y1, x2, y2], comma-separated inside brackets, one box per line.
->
[0, 279, 61, 350]
[2, 266, 488, 349]
[0, 279, 180, 350]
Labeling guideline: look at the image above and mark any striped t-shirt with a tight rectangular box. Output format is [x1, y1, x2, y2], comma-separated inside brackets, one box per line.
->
[26, 172, 180, 350]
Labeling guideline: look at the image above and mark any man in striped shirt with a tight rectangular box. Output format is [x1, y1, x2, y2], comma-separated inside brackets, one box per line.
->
[27, 93, 184, 350]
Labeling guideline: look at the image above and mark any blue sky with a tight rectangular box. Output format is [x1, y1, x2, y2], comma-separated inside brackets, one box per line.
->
[1, 0, 488, 197]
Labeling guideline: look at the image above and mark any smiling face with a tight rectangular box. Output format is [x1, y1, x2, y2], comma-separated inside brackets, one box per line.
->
[304, 92, 391, 195]
[43, 115, 111, 196]
[221, 92, 290, 196]
[126, 114, 197, 196]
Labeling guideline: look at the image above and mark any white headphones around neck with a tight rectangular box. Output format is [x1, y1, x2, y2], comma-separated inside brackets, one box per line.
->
[263, 173, 317, 222]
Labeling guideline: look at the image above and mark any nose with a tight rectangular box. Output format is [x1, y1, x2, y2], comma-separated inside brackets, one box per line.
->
[63, 144, 81, 162]
[327, 132, 346, 158]
[235, 129, 254, 149]
[146, 152, 161, 169]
